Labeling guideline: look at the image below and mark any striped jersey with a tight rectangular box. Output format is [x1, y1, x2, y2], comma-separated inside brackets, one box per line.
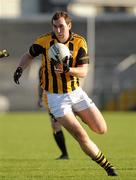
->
[29, 32, 89, 94]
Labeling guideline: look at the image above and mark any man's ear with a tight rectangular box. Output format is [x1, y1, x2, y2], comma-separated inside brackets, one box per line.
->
[68, 23, 72, 30]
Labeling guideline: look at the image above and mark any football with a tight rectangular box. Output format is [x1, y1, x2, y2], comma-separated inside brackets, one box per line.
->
[48, 43, 71, 64]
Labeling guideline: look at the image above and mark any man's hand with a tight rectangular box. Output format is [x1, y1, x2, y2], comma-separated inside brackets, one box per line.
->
[63, 56, 70, 73]
[54, 56, 70, 74]
[14, 67, 23, 84]
[63, 63, 70, 73]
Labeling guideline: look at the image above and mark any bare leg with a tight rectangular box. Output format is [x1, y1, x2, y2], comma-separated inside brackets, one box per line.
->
[57, 112, 118, 176]
[76, 105, 107, 134]
[57, 112, 99, 159]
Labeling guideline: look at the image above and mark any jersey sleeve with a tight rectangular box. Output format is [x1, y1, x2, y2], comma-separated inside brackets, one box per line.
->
[29, 38, 45, 57]
[76, 38, 89, 65]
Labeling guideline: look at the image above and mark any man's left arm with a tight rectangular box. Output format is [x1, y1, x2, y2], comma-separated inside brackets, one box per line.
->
[69, 64, 88, 78]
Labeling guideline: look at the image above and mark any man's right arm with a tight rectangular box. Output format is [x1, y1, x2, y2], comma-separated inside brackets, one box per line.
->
[13, 43, 45, 84]
[13, 52, 34, 84]
[18, 52, 34, 70]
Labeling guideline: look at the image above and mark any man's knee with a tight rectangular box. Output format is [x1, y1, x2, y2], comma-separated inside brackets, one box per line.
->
[96, 125, 107, 134]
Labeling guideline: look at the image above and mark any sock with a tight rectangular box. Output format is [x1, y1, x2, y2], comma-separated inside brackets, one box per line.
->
[93, 151, 115, 173]
[53, 130, 68, 156]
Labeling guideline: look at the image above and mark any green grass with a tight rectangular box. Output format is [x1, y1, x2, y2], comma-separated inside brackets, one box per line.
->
[0, 112, 136, 180]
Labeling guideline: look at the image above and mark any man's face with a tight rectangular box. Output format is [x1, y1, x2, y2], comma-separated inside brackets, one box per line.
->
[52, 17, 71, 43]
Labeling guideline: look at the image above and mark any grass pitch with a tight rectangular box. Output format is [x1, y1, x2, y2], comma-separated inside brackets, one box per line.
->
[0, 112, 136, 180]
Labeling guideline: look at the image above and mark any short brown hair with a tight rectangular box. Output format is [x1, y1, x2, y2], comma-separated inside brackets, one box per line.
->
[51, 11, 72, 26]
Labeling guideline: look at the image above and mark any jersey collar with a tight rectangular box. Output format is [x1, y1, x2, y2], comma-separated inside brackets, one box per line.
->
[51, 31, 74, 44]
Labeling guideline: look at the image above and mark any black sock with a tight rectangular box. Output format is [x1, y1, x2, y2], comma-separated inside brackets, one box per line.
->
[93, 151, 116, 173]
[53, 130, 68, 156]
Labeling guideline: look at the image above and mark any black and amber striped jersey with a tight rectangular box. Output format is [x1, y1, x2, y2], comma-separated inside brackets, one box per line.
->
[29, 32, 89, 94]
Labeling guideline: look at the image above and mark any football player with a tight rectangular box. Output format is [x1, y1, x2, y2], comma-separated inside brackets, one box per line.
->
[14, 11, 118, 176]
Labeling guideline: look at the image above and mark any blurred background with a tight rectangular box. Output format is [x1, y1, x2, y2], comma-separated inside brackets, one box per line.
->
[0, 0, 136, 112]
